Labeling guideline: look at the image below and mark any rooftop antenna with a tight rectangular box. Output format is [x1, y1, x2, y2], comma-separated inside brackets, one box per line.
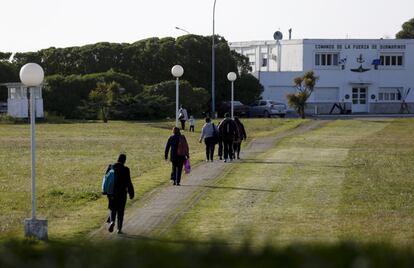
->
[273, 31, 283, 72]
[289, 28, 292, 40]
[273, 31, 283, 41]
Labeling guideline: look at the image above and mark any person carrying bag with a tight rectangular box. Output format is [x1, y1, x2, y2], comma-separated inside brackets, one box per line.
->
[165, 127, 190, 186]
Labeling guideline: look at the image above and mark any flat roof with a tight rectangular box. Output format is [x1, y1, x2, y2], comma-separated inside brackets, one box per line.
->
[229, 38, 414, 46]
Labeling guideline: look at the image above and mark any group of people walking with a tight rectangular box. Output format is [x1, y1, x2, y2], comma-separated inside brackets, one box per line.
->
[199, 113, 247, 162]
[103, 113, 246, 234]
[164, 112, 247, 189]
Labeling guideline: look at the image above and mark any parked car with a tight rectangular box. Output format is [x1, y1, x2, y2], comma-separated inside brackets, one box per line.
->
[216, 101, 250, 117]
[249, 100, 287, 118]
[0, 102, 7, 113]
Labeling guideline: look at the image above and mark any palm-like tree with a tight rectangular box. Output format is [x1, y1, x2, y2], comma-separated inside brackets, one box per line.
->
[287, 71, 318, 119]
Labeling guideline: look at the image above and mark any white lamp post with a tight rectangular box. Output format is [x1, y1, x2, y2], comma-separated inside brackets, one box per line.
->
[227, 72, 237, 119]
[171, 65, 184, 127]
[20, 63, 48, 240]
[211, 0, 217, 118]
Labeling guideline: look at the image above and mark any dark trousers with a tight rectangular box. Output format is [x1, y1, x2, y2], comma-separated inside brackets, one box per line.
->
[171, 157, 185, 184]
[218, 139, 223, 159]
[223, 139, 234, 160]
[107, 194, 127, 231]
[204, 137, 216, 161]
[233, 141, 242, 158]
[189, 125, 194, 132]
[180, 120, 186, 130]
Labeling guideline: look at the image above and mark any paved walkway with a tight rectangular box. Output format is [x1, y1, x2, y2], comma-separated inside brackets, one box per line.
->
[90, 120, 326, 240]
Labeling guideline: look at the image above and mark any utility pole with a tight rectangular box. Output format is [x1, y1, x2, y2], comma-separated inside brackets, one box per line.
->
[211, 0, 217, 118]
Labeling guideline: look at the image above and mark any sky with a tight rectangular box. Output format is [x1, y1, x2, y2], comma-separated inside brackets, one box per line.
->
[1, 0, 413, 53]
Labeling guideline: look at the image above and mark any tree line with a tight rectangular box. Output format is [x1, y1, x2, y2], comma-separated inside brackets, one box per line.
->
[0, 35, 263, 120]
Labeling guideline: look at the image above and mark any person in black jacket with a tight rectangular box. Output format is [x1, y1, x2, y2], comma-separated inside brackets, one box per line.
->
[106, 153, 134, 234]
[216, 120, 223, 160]
[233, 116, 247, 159]
[165, 127, 189, 186]
[218, 113, 238, 162]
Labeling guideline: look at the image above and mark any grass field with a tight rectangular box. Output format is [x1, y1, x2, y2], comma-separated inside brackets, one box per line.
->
[166, 119, 414, 247]
[0, 118, 302, 241]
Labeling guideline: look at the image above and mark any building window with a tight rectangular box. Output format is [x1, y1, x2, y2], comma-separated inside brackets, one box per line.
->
[247, 54, 256, 68]
[378, 88, 402, 102]
[380, 54, 404, 67]
[315, 53, 339, 67]
[9, 88, 16, 99]
[261, 53, 268, 67]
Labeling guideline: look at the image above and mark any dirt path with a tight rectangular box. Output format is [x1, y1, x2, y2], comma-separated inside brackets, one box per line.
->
[90, 120, 327, 239]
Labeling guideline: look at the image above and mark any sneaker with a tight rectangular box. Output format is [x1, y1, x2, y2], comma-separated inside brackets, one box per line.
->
[117, 229, 123, 234]
[176, 183, 181, 186]
[219, 157, 223, 160]
[108, 222, 115, 233]
[224, 159, 227, 163]
[173, 181, 177, 185]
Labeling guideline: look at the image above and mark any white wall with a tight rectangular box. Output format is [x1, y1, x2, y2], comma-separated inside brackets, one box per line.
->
[5, 85, 44, 118]
[259, 72, 301, 108]
[280, 40, 304, 71]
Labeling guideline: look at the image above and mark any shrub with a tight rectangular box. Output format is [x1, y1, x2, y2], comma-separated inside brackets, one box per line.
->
[0, 114, 26, 124]
[112, 92, 173, 120]
[43, 71, 142, 118]
[144, 80, 209, 116]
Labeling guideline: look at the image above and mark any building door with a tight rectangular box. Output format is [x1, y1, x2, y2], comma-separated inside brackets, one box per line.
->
[352, 87, 368, 113]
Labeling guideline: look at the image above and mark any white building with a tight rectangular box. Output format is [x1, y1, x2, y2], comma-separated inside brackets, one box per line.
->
[1, 83, 44, 118]
[230, 39, 414, 114]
